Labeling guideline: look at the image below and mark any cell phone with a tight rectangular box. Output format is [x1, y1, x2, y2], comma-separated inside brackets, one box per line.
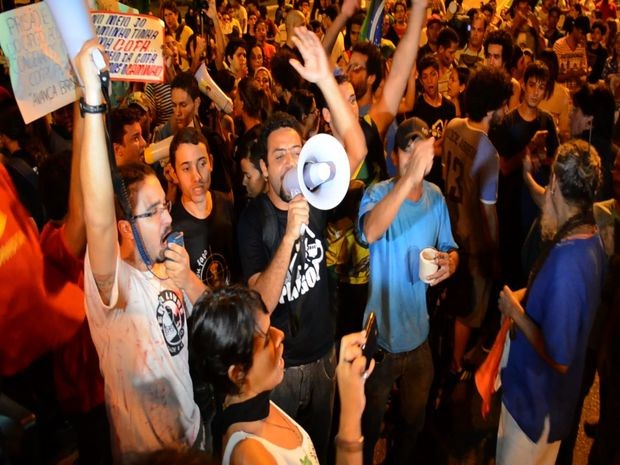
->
[166, 231, 185, 248]
[362, 312, 378, 370]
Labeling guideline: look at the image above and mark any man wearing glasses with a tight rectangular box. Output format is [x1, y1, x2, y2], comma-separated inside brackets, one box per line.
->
[76, 42, 208, 462]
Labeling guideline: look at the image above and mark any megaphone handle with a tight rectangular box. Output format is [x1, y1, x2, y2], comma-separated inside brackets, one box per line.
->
[92, 49, 107, 72]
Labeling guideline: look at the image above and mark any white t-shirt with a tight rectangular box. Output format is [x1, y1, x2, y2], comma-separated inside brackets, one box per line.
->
[84, 251, 201, 464]
[222, 402, 319, 465]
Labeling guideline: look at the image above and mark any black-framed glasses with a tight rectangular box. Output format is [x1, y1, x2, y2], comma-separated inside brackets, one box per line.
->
[130, 201, 172, 221]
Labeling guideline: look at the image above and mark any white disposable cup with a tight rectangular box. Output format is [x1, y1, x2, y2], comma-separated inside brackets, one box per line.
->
[419, 247, 438, 283]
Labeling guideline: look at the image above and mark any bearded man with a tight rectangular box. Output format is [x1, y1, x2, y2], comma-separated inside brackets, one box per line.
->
[496, 140, 607, 465]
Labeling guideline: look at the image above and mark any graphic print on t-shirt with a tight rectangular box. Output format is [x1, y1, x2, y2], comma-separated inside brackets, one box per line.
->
[156, 289, 186, 356]
[196, 249, 230, 288]
[279, 226, 324, 304]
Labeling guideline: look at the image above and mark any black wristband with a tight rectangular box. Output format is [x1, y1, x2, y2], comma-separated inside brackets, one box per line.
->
[79, 98, 106, 116]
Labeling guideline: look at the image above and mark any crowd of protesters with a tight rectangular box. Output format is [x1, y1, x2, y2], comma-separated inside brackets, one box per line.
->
[0, 0, 619, 464]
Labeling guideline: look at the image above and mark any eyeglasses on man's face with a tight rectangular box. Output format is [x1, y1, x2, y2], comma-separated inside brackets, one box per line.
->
[130, 201, 172, 221]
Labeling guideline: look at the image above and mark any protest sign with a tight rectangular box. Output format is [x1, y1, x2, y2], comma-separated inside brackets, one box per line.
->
[91, 11, 164, 83]
[0, 3, 79, 124]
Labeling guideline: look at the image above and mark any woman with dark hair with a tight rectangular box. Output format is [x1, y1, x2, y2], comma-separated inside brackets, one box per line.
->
[286, 89, 321, 139]
[189, 286, 373, 465]
[236, 127, 268, 199]
[246, 43, 264, 77]
[538, 48, 571, 142]
[233, 77, 270, 135]
[446, 65, 470, 117]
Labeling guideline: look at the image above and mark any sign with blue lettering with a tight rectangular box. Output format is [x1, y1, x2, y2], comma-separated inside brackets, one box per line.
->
[91, 11, 164, 83]
[0, 3, 79, 123]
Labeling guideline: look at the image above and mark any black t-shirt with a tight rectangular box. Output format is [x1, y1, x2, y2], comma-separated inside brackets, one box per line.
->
[411, 94, 456, 190]
[171, 191, 239, 288]
[587, 42, 608, 83]
[6, 149, 46, 230]
[490, 108, 559, 162]
[237, 194, 333, 366]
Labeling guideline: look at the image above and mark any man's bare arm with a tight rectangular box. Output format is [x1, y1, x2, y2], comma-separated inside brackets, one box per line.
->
[290, 27, 366, 175]
[77, 41, 120, 305]
[322, 0, 359, 55]
[368, 0, 427, 138]
[62, 100, 86, 259]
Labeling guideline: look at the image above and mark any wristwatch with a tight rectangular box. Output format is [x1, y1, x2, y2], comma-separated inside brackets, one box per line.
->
[79, 98, 107, 116]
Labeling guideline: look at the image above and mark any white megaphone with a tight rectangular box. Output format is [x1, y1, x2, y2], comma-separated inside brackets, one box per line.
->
[195, 64, 234, 114]
[46, 0, 107, 77]
[144, 136, 174, 165]
[282, 133, 350, 210]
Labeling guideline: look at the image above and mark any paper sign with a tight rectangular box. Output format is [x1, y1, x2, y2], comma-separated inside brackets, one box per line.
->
[0, 3, 79, 124]
[91, 11, 164, 83]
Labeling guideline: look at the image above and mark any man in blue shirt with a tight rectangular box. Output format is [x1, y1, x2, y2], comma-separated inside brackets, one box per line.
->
[358, 117, 459, 465]
[497, 140, 606, 465]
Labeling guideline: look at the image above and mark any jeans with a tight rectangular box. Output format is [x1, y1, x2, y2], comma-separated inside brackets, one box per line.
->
[362, 340, 434, 465]
[271, 346, 336, 465]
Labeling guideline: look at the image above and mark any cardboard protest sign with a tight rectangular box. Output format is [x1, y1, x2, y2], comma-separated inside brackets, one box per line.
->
[0, 3, 79, 124]
[91, 11, 164, 83]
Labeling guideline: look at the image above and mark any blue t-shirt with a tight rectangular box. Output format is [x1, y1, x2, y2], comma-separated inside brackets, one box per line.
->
[358, 180, 458, 353]
[501, 235, 606, 442]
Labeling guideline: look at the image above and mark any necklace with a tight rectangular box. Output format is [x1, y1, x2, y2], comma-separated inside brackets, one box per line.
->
[263, 408, 303, 444]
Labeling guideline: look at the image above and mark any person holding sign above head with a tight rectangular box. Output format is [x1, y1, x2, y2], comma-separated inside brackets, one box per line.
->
[75, 40, 208, 464]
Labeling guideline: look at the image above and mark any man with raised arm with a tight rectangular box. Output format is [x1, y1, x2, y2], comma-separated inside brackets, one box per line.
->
[76, 41, 207, 464]
[359, 117, 458, 464]
[237, 27, 366, 464]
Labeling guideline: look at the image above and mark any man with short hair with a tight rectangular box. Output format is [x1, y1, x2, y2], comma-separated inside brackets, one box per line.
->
[412, 54, 456, 188]
[76, 42, 207, 463]
[168, 127, 237, 288]
[587, 20, 608, 83]
[110, 107, 147, 167]
[419, 14, 443, 59]
[384, 0, 408, 45]
[490, 61, 559, 288]
[224, 38, 248, 79]
[237, 27, 367, 465]
[456, 13, 487, 68]
[435, 26, 459, 97]
[544, 5, 564, 47]
[553, 15, 590, 92]
[442, 65, 513, 384]
[360, 117, 458, 465]
[484, 28, 521, 109]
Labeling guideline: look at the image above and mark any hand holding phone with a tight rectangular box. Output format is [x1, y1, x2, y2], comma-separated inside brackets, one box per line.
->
[362, 312, 378, 370]
[166, 231, 185, 248]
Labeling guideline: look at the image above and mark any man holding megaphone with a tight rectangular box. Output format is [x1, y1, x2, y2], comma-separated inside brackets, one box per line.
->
[237, 27, 367, 465]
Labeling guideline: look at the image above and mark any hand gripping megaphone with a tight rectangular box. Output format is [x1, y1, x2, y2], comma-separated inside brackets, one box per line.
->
[282, 133, 350, 210]
[144, 136, 174, 165]
[195, 64, 234, 114]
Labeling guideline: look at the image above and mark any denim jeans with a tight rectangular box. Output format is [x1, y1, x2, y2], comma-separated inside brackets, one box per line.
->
[271, 346, 336, 465]
[362, 340, 434, 465]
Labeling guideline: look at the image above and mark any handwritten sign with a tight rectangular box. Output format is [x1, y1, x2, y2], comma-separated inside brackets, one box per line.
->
[0, 3, 79, 124]
[91, 11, 164, 83]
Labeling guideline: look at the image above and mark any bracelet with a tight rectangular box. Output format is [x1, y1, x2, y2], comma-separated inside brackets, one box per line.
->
[335, 434, 364, 452]
[79, 98, 107, 116]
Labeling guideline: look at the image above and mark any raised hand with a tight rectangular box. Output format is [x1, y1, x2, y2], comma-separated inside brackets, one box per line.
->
[404, 137, 435, 184]
[289, 26, 331, 84]
[341, 0, 361, 19]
